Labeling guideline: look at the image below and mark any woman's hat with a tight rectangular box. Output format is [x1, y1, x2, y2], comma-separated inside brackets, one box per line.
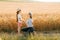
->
[29, 12, 32, 15]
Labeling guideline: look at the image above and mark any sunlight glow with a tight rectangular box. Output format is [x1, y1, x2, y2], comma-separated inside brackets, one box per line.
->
[33, 0, 60, 2]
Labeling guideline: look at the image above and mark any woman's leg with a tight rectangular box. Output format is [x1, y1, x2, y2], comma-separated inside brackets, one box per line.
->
[29, 27, 35, 36]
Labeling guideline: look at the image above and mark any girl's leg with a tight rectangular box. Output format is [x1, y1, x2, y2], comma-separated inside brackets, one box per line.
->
[18, 22, 22, 35]
[18, 26, 20, 35]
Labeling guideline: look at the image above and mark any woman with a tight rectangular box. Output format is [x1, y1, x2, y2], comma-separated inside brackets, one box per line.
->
[21, 12, 34, 35]
[26, 12, 34, 35]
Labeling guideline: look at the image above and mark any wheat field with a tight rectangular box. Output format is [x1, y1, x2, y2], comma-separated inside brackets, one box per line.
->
[0, 1, 60, 40]
[0, 32, 60, 40]
[0, 2, 60, 32]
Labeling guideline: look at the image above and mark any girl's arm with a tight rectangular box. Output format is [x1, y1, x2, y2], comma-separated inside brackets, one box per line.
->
[16, 14, 18, 22]
[20, 15, 25, 22]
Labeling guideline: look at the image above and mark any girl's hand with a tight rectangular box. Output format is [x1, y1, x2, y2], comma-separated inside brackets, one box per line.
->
[22, 19, 25, 22]
[16, 20, 18, 22]
[22, 20, 24, 22]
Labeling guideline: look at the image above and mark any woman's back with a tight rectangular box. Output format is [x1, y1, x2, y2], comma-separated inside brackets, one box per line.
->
[26, 18, 33, 27]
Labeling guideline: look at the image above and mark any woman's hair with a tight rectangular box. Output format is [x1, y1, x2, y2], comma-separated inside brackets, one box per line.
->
[30, 15, 32, 19]
[29, 12, 32, 19]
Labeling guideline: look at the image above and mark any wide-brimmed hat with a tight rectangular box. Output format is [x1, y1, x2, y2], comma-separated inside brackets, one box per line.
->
[17, 8, 21, 11]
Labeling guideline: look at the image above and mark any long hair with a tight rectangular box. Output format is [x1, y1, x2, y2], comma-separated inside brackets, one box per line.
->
[29, 12, 32, 19]
[16, 9, 21, 22]
[16, 11, 20, 22]
[30, 15, 32, 19]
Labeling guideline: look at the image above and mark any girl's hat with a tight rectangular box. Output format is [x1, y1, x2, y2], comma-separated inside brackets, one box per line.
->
[17, 8, 21, 11]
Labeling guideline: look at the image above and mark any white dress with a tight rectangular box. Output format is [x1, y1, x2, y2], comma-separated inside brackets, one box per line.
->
[17, 14, 22, 23]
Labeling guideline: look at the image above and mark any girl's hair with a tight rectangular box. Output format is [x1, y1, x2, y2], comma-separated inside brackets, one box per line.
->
[16, 11, 19, 22]
[16, 10, 21, 14]
[16, 10, 21, 22]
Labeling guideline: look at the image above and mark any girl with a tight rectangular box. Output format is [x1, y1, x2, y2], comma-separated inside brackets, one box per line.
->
[16, 9, 22, 35]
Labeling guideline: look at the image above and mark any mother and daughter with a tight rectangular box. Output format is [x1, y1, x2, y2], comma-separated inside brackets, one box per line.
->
[16, 9, 34, 35]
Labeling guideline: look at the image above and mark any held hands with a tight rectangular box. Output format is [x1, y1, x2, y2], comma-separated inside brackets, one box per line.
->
[21, 19, 25, 23]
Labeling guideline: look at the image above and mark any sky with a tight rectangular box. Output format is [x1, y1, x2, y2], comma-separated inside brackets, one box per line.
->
[1, 0, 60, 2]
[33, 0, 60, 2]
